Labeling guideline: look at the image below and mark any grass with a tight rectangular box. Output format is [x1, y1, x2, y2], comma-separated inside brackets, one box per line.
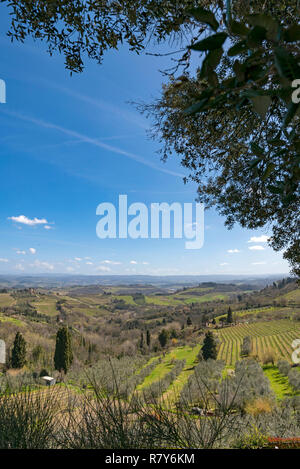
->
[32, 299, 57, 316]
[0, 314, 24, 326]
[280, 289, 300, 305]
[0, 293, 15, 307]
[145, 295, 181, 306]
[183, 293, 229, 304]
[161, 345, 201, 401]
[114, 295, 136, 305]
[263, 365, 298, 400]
[136, 356, 174, 390]
[215, 306, 276, 323]
[136, 345, 201, 402]
[144, 292, 229, 306]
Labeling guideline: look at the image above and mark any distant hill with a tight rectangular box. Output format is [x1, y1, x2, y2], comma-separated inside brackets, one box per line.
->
[0, 273, 290, 290]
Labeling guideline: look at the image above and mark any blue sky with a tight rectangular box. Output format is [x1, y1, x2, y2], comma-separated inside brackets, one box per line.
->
[0, 7, 289, 276]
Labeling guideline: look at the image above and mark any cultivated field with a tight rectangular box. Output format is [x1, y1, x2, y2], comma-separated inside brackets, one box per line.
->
[217, 320, 300, 366]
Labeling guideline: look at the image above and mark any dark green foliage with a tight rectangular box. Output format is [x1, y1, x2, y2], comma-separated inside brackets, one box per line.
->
[158, 329, 169, 348]
[39, 369, 49, 378]
[227, 307, 233, 324]
[54, 326, 73, 374]
[11, 332, 26, 369]
[141, 4, 300, 277]
[146, 330, 151, 347]
[132, 293, 146, 305]
[187, 316, 192, 326]
[139, 332, 144, 350]
[202, 331, 218, 361]
[0, 0, 202, 73]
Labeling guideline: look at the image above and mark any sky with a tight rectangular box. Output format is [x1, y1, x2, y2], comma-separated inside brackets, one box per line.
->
[0, 6, 290, 277]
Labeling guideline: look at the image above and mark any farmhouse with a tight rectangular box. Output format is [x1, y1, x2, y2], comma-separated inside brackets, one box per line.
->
[41, 376, 56, 386]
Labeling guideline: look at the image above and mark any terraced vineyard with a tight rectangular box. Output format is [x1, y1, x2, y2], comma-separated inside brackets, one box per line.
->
[217, 320, 300, 366]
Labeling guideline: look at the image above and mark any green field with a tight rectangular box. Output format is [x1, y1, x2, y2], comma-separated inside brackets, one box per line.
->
[137, 345, 200, 391]
[134, 342, 299, 403]
[0, 314, 24, 326]
[263, 365, 298, 400]
[280, 288, 300, 305]
[0, 293, 15, 307]
[217, 320, 300, 366]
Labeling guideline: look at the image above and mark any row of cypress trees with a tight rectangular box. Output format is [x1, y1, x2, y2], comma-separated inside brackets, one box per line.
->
[10, 326, 219, 372]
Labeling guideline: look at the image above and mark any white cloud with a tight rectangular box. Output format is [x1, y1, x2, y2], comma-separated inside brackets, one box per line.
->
[220, 263, 229, 266]
[30, 260, 54, 271]
[16, 250, 26, 255]
[8, 215, 49, 226]
[44, 225, 52, 230]
[101, 260, 121, 265]
[248, 235, 269, 243]
[74, 257, 82, 261]
[15, 263, 25, 271]
[248, 245, 265, 251]
[29, 248, 36, 254]
[142, 262, 149, 265]
[252, 262, 267, 265]
[130, 260, 138, 264]
[227, 249, 240, 254]
[86, 261, 93, 265]
[95, 265, 111, 272]
[66, 266, 75, 272]
[0, 258, 8, 262]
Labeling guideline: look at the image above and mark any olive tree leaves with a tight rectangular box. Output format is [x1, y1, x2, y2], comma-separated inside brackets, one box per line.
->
[184, 6, 300, 207]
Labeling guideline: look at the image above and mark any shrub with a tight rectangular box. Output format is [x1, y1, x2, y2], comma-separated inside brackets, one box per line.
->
[233, 426, 269, 449]
[180, 359, 224, 407]
[241, 336, 252, 357]
[261, 350, 277, 365]
[277, 360, 291, 376]
[245, 397, 273, 417]
[219, 359, 273, 411]
[288, 369, 300, 391]
[0, 388, 59, 449]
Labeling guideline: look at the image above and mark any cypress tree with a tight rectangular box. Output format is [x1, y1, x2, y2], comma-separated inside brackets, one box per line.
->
[202, 331, 218, 361]
[11, 332, 27, 368]
[54, 326, 73, 374]
[158, 329, 169, 348]
[139, 332, 144, 350]
[227, 307, 233, 324]
[146, 329, 151, 347]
